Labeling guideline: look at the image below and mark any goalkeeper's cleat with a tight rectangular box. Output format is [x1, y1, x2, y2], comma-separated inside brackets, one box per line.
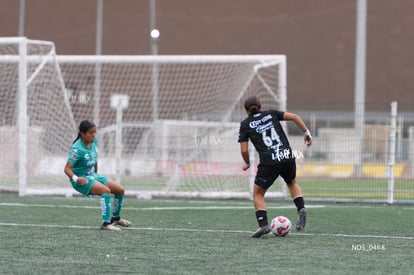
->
[100, 223, 121, 231]
[250, 225, 271, 238]
[111, 217, 131, 227]
[296, 208, 307, 231]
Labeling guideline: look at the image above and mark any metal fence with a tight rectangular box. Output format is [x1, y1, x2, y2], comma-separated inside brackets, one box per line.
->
[287, 108, 414, 203]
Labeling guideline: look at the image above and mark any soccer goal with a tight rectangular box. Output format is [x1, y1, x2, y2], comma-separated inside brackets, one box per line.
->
[1, 38, 287, 198]
[0, 37, 77, 196]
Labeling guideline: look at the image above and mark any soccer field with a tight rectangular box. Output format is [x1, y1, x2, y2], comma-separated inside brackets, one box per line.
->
[0, 194, 413, 274]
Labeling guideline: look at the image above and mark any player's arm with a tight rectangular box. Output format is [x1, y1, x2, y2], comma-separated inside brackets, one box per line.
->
[283, 112, 313, 146]
[240, 141, 250, 170]
[94, 163, 98, 173]
[64, 162, 87, 185]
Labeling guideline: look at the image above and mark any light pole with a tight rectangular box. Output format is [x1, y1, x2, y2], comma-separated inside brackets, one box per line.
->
[150, 0, 159, 121]
[94, 0, 104, 127]
[150, 28, 160, 121]
[18, 0, 25, 36]
[354, 0, 367, 177]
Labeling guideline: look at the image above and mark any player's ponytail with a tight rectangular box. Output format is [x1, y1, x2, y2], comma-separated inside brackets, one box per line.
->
[73, 120, 96, 144]
[249, 105, 260, 114]
[72, 133, 81, 144]
[243, 96, 261, 115]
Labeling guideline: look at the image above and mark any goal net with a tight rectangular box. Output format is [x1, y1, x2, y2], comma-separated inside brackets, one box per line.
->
[58, 55, 287, 199]
[1, 39, 287, 198]
[0, 37, 76, 196]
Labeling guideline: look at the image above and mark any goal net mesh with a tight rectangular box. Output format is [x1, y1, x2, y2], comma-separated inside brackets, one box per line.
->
[0, 38, 76, 195]
[0, 42, 286, 198]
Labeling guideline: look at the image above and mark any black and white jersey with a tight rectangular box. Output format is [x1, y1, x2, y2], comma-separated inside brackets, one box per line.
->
[238, 110, 293, 164]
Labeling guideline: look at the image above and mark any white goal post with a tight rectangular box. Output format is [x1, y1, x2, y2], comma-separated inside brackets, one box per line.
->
[0, 37, 76, 196]
[0, 37, 287, 198]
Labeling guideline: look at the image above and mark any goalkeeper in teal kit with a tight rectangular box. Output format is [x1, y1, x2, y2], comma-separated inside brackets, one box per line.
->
[64, 120, 131, 231]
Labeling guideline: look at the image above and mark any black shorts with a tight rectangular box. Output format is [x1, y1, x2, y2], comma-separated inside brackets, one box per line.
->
[255, 159, 296, 190]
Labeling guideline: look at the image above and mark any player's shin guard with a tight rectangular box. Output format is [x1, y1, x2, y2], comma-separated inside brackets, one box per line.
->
[293, 196, 305, 212]
[100, 193, 111, 223]
[112, 194, 124, 218]
[255, 210, 268, 227]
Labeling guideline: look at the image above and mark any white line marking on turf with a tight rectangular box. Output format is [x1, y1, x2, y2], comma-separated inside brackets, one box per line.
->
[0, 202, 98, 209]
[0, 222, 94, 229]
[0, 222, 412, 240]
[126, 205, 326, 211]
[0, 203, 326, 211]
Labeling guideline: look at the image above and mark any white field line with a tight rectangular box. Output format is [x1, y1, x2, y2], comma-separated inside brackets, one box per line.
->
[1, 202, 411, 212]
[0, 222, 412, 240]
[1, 203, 412, 240]
[0, 203, 326, 211]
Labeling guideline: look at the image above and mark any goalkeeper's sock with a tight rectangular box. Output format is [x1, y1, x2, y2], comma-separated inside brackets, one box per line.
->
[293, 196, 305, 212]
[255, 210, 268, 227]
[112, 194, 124, 218]
[100, 193, 111, 223]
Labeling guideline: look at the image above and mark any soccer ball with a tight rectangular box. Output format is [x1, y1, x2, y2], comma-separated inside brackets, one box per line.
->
[270, 216, 292, 237]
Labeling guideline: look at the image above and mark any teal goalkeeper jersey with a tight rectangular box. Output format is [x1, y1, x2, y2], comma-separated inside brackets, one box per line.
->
[67, 138, 100, 177]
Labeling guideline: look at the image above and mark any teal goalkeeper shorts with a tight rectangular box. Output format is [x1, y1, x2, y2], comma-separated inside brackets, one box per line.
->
[70, 173, 109, 196]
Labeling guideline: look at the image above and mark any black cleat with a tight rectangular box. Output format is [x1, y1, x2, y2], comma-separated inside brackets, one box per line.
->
[296, 208, 307, 231]
[250, 225, 271, 238]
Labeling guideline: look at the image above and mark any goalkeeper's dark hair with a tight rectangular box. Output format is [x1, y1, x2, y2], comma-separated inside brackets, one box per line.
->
[73, 120, 96, 144]
[244, 96, 261, 115]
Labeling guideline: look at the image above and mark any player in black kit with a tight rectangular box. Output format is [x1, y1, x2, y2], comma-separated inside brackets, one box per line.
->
[238, 96, 312, 238]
